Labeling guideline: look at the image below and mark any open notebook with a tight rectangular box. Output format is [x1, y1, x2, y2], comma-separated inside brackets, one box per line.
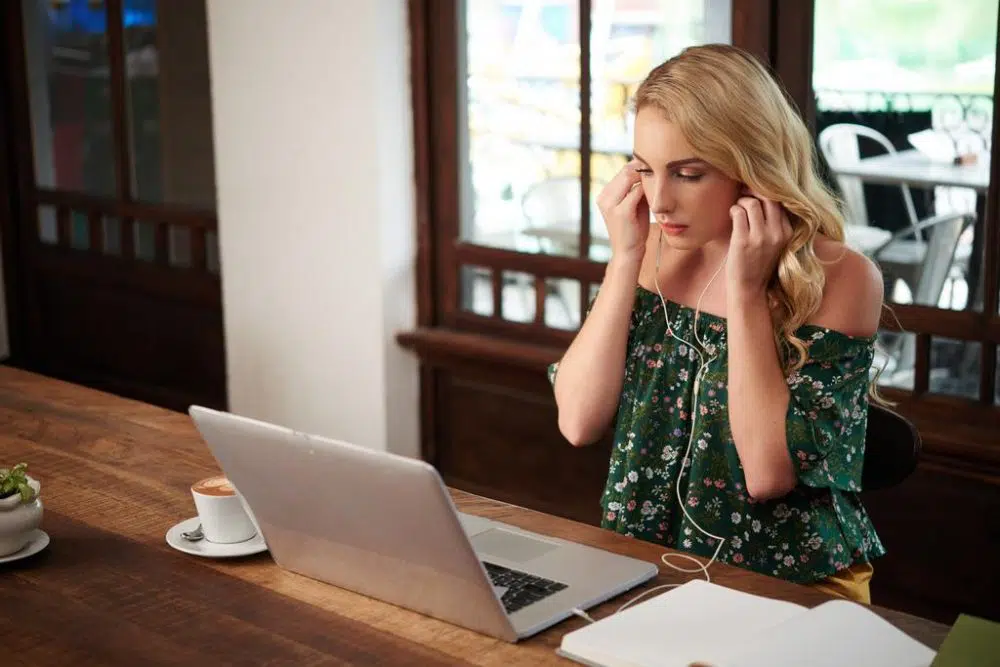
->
[557, 579, 936, 667]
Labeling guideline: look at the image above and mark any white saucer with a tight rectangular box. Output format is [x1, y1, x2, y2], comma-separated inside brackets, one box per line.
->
[0, 529, 50, 564]
[165, 517, 267, 558]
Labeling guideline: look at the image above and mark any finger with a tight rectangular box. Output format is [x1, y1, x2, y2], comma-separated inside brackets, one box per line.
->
[620, 181, 645, 214]
[730, 205, 749, 242]
[737, 197, 765, 242]
[600, 163, 641, 209]
[761, 197, 782, 227]
[761, 198, 786, 243]
[636, 189, 651, 224]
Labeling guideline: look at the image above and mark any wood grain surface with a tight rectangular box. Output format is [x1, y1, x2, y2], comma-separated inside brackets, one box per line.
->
[0, 366, 950, 665]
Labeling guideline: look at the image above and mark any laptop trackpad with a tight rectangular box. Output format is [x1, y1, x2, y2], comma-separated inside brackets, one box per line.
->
[471, 528, 558, 563]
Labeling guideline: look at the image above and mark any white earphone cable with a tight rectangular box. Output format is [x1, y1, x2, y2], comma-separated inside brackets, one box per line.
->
[654, 227, 728, 582]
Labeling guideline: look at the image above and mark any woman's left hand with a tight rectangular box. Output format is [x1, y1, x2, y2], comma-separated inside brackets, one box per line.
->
[726, 191, 793, 298]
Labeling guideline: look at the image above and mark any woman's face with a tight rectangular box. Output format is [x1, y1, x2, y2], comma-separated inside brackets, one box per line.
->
[632, 106, 743, 250]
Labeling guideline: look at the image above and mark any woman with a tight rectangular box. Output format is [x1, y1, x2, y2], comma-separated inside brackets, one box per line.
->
[548, 44, 886, 604]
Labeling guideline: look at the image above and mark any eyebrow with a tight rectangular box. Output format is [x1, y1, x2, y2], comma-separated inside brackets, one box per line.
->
[632, 153, 705, 169]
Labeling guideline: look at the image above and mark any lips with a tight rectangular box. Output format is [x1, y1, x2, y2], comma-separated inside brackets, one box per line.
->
[658, 221, 688, 234]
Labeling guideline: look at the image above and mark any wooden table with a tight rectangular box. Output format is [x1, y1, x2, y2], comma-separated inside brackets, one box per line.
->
[0, 366, 950, 665]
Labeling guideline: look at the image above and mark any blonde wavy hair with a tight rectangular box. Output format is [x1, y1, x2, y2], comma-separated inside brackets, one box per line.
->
[633, 43, 850, 376]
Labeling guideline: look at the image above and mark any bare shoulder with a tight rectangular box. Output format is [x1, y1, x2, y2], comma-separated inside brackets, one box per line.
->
[807, 235, 884, 338]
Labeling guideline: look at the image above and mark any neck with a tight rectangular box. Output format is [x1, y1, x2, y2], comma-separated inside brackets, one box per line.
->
[697, 236, 730, 270]
[656, 229, 731, 274]
[655, 229, 730, 295]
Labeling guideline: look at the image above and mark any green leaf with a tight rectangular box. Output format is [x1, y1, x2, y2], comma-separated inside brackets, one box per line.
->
[16, 483, 32, 503]
[0, 463, 32, 503]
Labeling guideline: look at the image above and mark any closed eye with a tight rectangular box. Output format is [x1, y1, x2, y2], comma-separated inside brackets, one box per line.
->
[673, 172, 703, 182]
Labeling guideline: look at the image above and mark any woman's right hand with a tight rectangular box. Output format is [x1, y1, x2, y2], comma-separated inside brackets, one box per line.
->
[597, 162, 650, 263]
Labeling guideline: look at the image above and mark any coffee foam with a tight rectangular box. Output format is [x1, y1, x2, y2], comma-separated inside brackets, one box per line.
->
[192, 475, 235, 496]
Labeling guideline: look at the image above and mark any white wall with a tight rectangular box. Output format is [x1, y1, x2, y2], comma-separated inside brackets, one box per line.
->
[205, 0, 419, 457]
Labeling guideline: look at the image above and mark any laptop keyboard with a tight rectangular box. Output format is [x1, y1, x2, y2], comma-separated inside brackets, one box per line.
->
[482, 561, 568, 614]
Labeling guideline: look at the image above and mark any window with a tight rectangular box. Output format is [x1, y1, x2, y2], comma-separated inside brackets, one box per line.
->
[414, 0, 733, 347]
[812, 0, 1000, 407]
[21, 0, 218, 270]
[408, 0, 1000, 439]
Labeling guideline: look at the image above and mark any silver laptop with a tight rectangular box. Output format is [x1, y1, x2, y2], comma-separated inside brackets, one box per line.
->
[188, 406, 658, 642]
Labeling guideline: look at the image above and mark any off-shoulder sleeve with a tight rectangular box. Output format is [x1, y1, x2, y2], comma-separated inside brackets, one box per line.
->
[784, 329, 876, 492]
[547, 359, 560, 386]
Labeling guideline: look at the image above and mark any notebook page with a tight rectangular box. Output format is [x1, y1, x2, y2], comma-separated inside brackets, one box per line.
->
[559, 580, 806, 667]
[722, 599, 936, 667]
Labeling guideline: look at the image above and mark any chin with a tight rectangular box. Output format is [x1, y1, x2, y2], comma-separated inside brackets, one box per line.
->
[660, 233, 706, 251]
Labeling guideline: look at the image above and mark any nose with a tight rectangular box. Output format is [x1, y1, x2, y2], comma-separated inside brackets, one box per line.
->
[647, 176, 675, 215]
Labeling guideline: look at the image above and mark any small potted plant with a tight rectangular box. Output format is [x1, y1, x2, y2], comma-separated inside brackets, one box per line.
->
[0, 463, 42, 556]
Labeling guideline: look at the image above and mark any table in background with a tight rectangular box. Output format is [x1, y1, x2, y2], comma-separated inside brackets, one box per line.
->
[831, 149, 990, 192]
[0, 366, 950, 665]
[831, 148, 990, 306]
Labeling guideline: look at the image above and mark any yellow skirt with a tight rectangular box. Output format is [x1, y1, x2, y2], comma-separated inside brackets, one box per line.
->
[806, 561, 874, 604]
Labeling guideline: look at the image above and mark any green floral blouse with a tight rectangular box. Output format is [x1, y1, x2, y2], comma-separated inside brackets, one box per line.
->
[549, 285, 886, 585]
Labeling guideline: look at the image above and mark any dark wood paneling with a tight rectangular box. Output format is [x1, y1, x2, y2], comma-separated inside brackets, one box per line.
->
[861, 468, 1000, 624]
[439, 371, 613, 524]
[29, 270, 225, 412]
[32, 244, 220, 307]
[0, 4, 22, 362]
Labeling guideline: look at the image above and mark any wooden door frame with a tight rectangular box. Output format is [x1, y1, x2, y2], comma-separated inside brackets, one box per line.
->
[769, 0, 816, 129]
[732, 0, 815, 130]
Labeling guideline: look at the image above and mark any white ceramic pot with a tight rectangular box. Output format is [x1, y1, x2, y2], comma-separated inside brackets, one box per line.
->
[0, 477, 43, 556]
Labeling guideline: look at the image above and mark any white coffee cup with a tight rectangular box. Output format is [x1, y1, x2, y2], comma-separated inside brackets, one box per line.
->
[191, 475, 256, 544]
